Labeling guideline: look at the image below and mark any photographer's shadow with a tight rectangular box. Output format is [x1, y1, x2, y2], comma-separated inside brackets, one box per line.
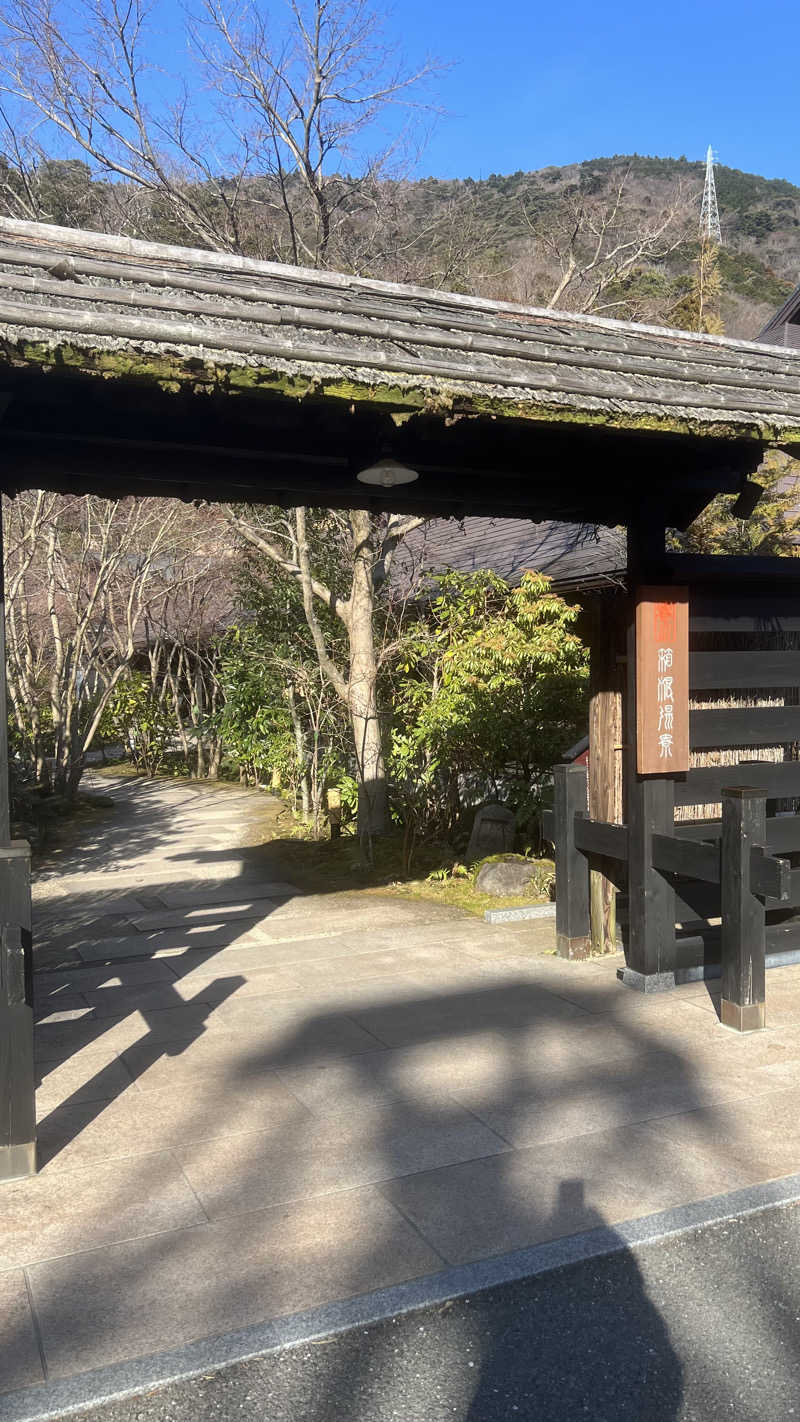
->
[465, 1179, 683, 1420]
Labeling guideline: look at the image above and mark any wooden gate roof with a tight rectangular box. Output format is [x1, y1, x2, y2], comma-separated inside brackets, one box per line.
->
[1, 216, 799, 525]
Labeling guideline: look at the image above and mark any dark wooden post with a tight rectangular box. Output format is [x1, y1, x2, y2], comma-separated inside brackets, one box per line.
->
[553, 762, 591, 959]
[620, 520, 676, 992]
[720, 786, 766, 1033]
[0, 499, 10, 849]
[1, 858, 35, 1179]
[0, 497, 36, 1180]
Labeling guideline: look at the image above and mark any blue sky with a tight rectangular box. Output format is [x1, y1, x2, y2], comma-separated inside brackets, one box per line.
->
[69, 0, 800, 187]
[376, 0, 800, 183]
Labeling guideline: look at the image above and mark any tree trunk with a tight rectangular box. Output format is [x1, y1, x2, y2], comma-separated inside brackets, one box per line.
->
[194, 669, 205, 778]
[34, 750, 49, 791]
[588, 596, 625, 953]
[287, 684, 310, 820]
[66, 755, 84, 799]
[348, 512, 388, 838]
[350, 692, 387, 838]
[207, 740, 222, 780]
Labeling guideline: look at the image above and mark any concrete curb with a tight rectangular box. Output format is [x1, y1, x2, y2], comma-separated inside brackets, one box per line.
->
[483, 903, 556, 924]
[6, 1172, 800, 1420]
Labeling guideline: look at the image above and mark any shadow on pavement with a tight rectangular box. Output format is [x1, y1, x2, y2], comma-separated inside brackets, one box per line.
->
[4, 957, 750, 1416]
[11, 775, 785, 1416]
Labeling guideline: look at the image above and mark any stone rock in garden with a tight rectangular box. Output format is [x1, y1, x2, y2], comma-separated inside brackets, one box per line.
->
[476, 858, 537, 897]
[466, 802, 516, 863]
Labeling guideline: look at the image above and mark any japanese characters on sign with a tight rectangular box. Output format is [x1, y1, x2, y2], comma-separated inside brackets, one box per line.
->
[635, 587, 689, 775]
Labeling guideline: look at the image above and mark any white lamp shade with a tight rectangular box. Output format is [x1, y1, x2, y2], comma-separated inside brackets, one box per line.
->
[356, 457, 419, 488]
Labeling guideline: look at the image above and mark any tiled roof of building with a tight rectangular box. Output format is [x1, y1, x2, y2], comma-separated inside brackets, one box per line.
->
[393, 517, 626, 595]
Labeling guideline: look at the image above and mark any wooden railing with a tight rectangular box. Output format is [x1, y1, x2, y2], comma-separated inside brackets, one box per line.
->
[545, 763, 792, 1032]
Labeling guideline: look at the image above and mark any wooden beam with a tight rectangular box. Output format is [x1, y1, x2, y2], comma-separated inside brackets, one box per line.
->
[652, 832, 789, 899]
[691, 597, 800, 633]
[573, 817, 629, 860]
[0, 498, 9, 846]
[651, 833, 719, 882]
[690, 650, 800, 690]
[676, 760, 800, 807]
[671, 553, 800, 584]
[763, 816, 800, 852]
[690, 705, 800, 748]
[0, 498, 36, 1181]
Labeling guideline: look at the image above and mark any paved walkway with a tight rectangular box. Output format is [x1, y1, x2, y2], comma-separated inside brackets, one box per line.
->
[5, 775, 800, 1402]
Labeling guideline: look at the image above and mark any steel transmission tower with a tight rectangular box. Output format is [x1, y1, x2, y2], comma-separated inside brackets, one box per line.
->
[700, 144, 722, 243]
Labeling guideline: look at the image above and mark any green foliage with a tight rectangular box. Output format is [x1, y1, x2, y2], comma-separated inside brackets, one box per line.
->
[426, 861, 470, 883]
[579, 155, 800, 209]
[405, 569, 587, 773]
[223, 517, 353, 828]
[215, 625, 296, 785]
[388, 569, 588, 852]
[715, 166, 800, 214]
[717, 248, 791, 307]
[103, 674, 173, 777]
[333, 772, 360, 826]
[0, 156, 110, 228]
[737, 209, 777, 242]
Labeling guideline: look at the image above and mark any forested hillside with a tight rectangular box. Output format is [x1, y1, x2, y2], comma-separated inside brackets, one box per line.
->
[402, 154, 800, 337]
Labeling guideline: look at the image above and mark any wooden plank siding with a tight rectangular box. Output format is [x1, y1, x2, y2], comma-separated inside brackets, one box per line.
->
[690, 601, 800, 632]
[675, 760, 800, 806]
[679, 581, 800, 825]
[690, 651, 800, 689]
[690, 705, 800, 747]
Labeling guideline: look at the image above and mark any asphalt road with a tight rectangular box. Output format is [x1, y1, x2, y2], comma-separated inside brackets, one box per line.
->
[66, 1201, 800, 1421]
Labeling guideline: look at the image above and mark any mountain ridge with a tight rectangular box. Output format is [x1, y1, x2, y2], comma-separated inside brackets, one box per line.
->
[401, 153, 800, 336]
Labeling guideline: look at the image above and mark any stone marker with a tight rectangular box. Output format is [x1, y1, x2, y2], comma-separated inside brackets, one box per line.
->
[466, 802, 515, 863]
[475, 859, 536, 897]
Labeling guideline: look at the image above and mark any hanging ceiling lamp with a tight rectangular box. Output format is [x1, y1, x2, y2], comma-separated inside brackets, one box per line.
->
[355, 457, 419, 489]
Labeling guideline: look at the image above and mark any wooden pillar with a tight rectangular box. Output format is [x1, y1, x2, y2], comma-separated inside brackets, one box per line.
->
[0, 497, 36, 1180]
[720, 787, 766, 1032]
[0, 499, 10, 847]
[0, 849, 35, 1180]
[553, 762, 591, 958]
[587, 595, 625, 953]
[620, 521, 676, 992]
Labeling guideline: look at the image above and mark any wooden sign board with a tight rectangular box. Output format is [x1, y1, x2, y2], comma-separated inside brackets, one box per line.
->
[635, 587, 689, 775]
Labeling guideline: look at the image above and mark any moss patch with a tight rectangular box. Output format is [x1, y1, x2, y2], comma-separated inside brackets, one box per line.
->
[233, 801, 552, 917]
[7, 337, 798, 446]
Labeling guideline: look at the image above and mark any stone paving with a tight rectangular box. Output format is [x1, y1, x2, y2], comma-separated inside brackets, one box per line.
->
[5, 774, 800, 1399]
